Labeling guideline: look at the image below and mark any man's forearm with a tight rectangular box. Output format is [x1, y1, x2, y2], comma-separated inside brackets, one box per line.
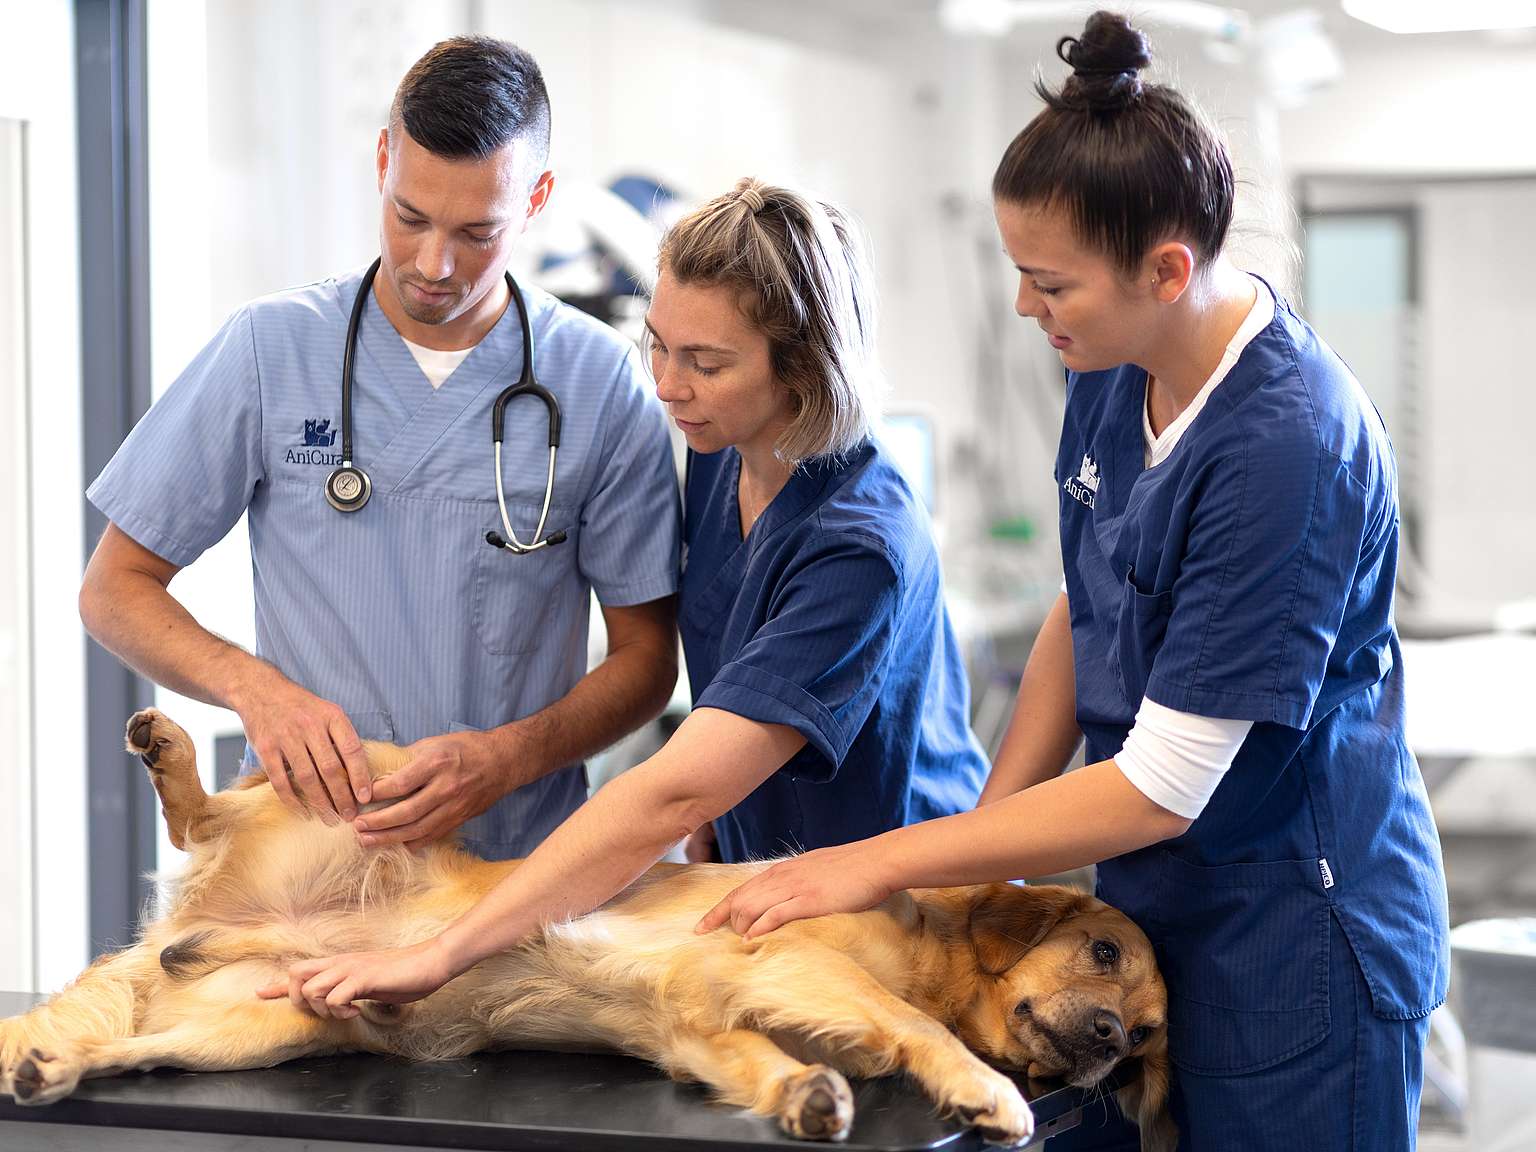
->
[80, 562, 282, 713]
[486, 607, 678, 788]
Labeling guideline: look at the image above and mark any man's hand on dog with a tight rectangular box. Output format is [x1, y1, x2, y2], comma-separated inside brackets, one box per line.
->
[256, 938, 455, 1019]
[352, 730, 513, 850]
[237, 674, 371, 822]
[696, 841, 896, 938]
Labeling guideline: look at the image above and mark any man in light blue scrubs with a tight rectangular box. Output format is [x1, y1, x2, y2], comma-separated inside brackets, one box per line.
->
[80, 37, 680, 860]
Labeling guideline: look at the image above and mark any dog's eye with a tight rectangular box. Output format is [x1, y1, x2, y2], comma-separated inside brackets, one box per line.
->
[1128, 1026, 1149, 1047]
[1091, 939, 1120, 965]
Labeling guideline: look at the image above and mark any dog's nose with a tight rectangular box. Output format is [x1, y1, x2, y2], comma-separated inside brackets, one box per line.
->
[1091, 1010, 1127, 1062]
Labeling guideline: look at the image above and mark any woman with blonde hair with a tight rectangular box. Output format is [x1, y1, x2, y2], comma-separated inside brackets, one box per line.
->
[262, 178, 987, 1010]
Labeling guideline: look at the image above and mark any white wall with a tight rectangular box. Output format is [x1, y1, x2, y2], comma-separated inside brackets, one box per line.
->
[0, 0, 86, 993]
[1280, 39, 1536, 175]
[1416, 180, 1536, 613]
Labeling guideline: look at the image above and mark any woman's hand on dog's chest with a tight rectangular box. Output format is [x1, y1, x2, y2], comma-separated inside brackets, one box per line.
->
[696, 840, 897, 938]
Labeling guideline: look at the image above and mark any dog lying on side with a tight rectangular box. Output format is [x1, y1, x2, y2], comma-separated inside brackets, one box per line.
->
[0, 709, 1173, 1148]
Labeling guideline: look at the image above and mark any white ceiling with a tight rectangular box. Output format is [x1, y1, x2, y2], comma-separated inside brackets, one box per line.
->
[685, 0, 1536, 55]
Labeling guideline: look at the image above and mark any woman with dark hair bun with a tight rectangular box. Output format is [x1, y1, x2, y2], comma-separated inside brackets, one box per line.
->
[703, 11, 1447, 1150]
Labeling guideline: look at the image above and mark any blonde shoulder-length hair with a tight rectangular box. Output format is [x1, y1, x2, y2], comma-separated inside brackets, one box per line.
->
[657, 178, 884, 466]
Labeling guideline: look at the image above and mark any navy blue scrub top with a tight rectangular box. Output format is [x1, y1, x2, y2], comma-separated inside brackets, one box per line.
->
[681, 439, 988, 863]
[1057, 282, 1448, 1081]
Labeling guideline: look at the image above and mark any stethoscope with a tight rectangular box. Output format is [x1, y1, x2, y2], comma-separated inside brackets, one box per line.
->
[325, 257, 567, 554]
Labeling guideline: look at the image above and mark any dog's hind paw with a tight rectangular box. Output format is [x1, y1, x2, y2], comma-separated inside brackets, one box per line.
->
[124, 708, 192, 772]
[8, 1046, 83, 1106]
[779, 1065, 854, 1142]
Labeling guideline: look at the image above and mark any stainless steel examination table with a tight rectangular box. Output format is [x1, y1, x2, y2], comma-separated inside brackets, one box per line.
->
[0, 991, 1133, 1150]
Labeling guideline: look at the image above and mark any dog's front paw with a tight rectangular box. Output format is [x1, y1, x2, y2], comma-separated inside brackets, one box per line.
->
[8, 1045, 84, 1105]
[779, 1065, 854, 1142]
[951, 1069, 1034, 1147]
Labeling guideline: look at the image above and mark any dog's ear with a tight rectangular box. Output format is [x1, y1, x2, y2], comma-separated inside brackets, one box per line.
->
[967, 883, 1092, 976]
[1115, 1048, 1177, 1152]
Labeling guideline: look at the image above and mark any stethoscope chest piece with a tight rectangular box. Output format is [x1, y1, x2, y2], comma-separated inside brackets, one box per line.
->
[325, 464, 372, 512]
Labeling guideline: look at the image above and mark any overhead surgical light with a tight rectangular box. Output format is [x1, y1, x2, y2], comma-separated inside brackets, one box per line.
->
[1341, 0, 1536, 33]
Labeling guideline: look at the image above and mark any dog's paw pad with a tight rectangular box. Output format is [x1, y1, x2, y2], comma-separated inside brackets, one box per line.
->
[124, 709, 191, 770]
[780, 1066, 853, 1142]
[953, 1078, 1034, 1147]
[10, 1046, 82, 1105]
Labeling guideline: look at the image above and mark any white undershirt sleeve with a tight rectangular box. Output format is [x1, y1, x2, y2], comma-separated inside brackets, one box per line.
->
[1113, 697, 1253, 820]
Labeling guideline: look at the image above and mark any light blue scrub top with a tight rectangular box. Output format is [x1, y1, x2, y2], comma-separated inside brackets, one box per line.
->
[88, 266, 681, 859]
[1056, 280, 1447, 1082]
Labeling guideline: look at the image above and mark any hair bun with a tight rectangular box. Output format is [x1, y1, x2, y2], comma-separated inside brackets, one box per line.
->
[1056, 10, 1151, 111]
[734, 177, 767, 214]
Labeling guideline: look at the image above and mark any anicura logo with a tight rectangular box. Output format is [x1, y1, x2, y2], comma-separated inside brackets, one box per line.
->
[1064, 453, 1099, 509]
[285, 418, 344, 466]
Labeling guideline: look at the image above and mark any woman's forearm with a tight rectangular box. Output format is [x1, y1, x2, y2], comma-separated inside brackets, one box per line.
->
[435, 708, 804, 975]
[435, 766, 687, 973]
[978, 591, 1083, 803]
[877, 757, 1191, 891]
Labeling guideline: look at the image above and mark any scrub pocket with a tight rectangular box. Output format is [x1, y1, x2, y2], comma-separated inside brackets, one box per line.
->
[471, 504, 580, 656]
[1153, 851, 1332, 1076]
[1114, 566, 1172, 703]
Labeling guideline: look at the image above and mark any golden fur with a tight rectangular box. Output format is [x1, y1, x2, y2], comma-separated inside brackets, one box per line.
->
[0, 709, 1172, 1147]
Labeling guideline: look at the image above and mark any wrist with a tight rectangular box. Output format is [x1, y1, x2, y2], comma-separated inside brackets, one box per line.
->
[224, 655, 283, 716]
[487, 715, 547, 787]
[864, 833, 907, 898]
[434, 925, 481, 978]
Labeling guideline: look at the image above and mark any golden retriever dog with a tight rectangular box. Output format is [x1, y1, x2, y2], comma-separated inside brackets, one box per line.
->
[0, 709, 1172, 1148]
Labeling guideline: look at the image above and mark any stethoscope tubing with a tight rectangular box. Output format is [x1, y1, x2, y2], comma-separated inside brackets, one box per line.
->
[330, 256, 565, 554]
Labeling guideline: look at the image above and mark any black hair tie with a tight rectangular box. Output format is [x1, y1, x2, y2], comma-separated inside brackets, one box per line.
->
[1056, 34, 1136, 79]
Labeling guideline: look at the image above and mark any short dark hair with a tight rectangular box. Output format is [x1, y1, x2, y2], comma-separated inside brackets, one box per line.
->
[389, 36, 551, 175]
[991, 10, 1234, 274]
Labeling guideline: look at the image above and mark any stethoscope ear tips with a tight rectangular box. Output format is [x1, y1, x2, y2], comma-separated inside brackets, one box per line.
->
[325, 465, 372, 513]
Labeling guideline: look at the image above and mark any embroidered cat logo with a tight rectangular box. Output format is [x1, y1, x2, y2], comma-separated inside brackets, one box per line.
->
[303, 419, 337, 447]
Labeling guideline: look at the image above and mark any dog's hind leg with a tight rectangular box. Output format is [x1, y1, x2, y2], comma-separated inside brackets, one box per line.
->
[660, 1027, 854, 1142]
[7, 994, 342, 1105]
[0, 945, 159, 1100]
[125, 708, 218, 850]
